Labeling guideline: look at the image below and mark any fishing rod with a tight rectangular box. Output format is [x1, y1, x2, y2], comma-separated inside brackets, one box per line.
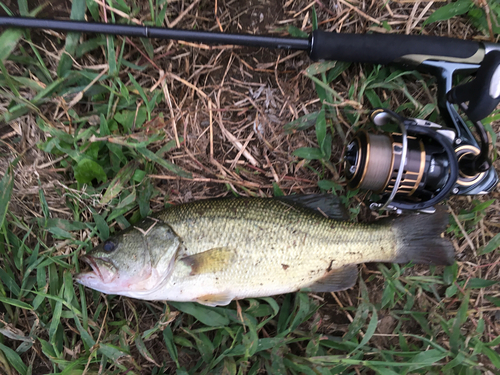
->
[1, 16, 499, 212]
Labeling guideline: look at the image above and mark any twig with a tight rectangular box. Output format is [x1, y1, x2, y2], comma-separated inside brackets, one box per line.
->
[125, 37, 160, 70]
[330, 292, 355, 324]
[406, 2, 420, 35]
[410, 2, 434, 30]
[217, 115, 260, 167]
[215, 0, 223, 32]
[449, 207, 477, 256]
[167, 0, 202, 28]
[159, 70, 180, 148]
[313, 0, 337, 17]
[230, 131, 255, 169]
[209, 99, 214, 159]
[293, 1, 316, 18]
[337, 0, 381, 25]
[168, 72, 208, 99]
[92, 0, 141, 24]
[148, 174, 317, 189]
[63, 67, 108, 113]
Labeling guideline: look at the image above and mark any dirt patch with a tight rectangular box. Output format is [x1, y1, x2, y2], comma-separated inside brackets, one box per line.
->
[232, 0, 286, 34]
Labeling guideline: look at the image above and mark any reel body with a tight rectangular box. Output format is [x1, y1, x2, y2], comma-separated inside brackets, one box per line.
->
[344, 109, 496, 213]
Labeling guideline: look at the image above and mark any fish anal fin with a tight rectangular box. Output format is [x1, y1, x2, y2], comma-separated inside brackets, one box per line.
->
[303, 265, 358, 293]
[195, 292, 233, 306]
[180, 247, 235, 276]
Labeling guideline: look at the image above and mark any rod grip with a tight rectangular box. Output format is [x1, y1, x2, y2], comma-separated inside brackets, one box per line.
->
[309, 29, 482, 65]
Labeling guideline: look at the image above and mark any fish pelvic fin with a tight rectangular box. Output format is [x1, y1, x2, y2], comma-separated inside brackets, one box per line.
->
[391, 205, 455, 265]
[195, 292, 233, 306]
[180, 247, 235, 276]
[301, 265, 358, 293]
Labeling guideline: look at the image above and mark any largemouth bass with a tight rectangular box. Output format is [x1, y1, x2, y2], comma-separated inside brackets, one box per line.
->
[75, 195, 454, 306]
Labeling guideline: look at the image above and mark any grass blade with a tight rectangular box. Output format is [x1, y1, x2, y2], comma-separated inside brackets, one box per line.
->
[0, 158, 17, 229]
[169, 302, 229, 327]
[0, 296, 33, 310]
[422, 0, 473, 26]
[478, 232, 500, 255]
[137, 146, 191, 178]
[100, 161, 137, 205]
[0, 29, 23, 63]
[352, 306, 378, 353]
[49, 284, 65, 345]
[57, 0, 87, 76]
[0, 342, 28, 375]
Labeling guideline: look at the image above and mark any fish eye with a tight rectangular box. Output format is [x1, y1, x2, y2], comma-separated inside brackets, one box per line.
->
[103, 240, 116, 253]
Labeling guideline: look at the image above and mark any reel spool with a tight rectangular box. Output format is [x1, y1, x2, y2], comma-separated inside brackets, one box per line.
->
[345, 132, 450, 197]
[344, 109, 459, 212]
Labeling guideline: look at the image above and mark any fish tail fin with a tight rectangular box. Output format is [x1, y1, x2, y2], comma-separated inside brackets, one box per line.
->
[391, 206, 455, 265]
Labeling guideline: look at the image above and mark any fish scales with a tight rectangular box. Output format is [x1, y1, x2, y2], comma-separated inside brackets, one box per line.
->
[156, 197, 396, 262]
[75, 196, 455, 306]
[151, 198, 396, 302]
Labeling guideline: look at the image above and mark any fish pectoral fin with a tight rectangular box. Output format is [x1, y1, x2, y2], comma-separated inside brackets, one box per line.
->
[180, 247, 235, 276]
[302, 265, 358, 293]
[195, 292, 233, 306]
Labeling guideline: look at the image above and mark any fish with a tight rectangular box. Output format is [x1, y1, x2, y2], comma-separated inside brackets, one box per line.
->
[75, 195, 455, 306]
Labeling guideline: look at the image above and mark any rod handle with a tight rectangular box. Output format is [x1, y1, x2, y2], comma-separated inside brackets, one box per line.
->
[309, 29, 482, 65]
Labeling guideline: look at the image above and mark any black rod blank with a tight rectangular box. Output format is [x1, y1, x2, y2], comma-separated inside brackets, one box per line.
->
[0, 16, 311, 51]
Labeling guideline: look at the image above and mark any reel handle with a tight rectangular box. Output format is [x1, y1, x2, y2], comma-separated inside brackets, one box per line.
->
[309, 29, 482, 64]
[447, 50, 500, 122]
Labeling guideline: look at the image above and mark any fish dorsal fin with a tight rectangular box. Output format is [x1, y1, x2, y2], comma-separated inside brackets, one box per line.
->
[302, 265, 358, 293]
[194, 291, 234, 306]
[276, 194, 349, 221]
[180, 247, 235, 276]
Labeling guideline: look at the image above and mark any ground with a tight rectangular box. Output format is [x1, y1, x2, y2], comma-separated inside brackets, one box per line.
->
[0, 0, 499, 374]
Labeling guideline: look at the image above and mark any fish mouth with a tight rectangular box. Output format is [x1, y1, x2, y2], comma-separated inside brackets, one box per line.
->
[77, 255, 117, 283]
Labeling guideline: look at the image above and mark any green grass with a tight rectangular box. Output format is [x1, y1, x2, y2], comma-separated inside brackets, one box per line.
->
[1, 0, 500, 374]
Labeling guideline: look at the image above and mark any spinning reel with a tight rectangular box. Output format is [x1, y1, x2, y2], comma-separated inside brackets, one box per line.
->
[345, 109, 459, 213]
[345, 50, 500, 212]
